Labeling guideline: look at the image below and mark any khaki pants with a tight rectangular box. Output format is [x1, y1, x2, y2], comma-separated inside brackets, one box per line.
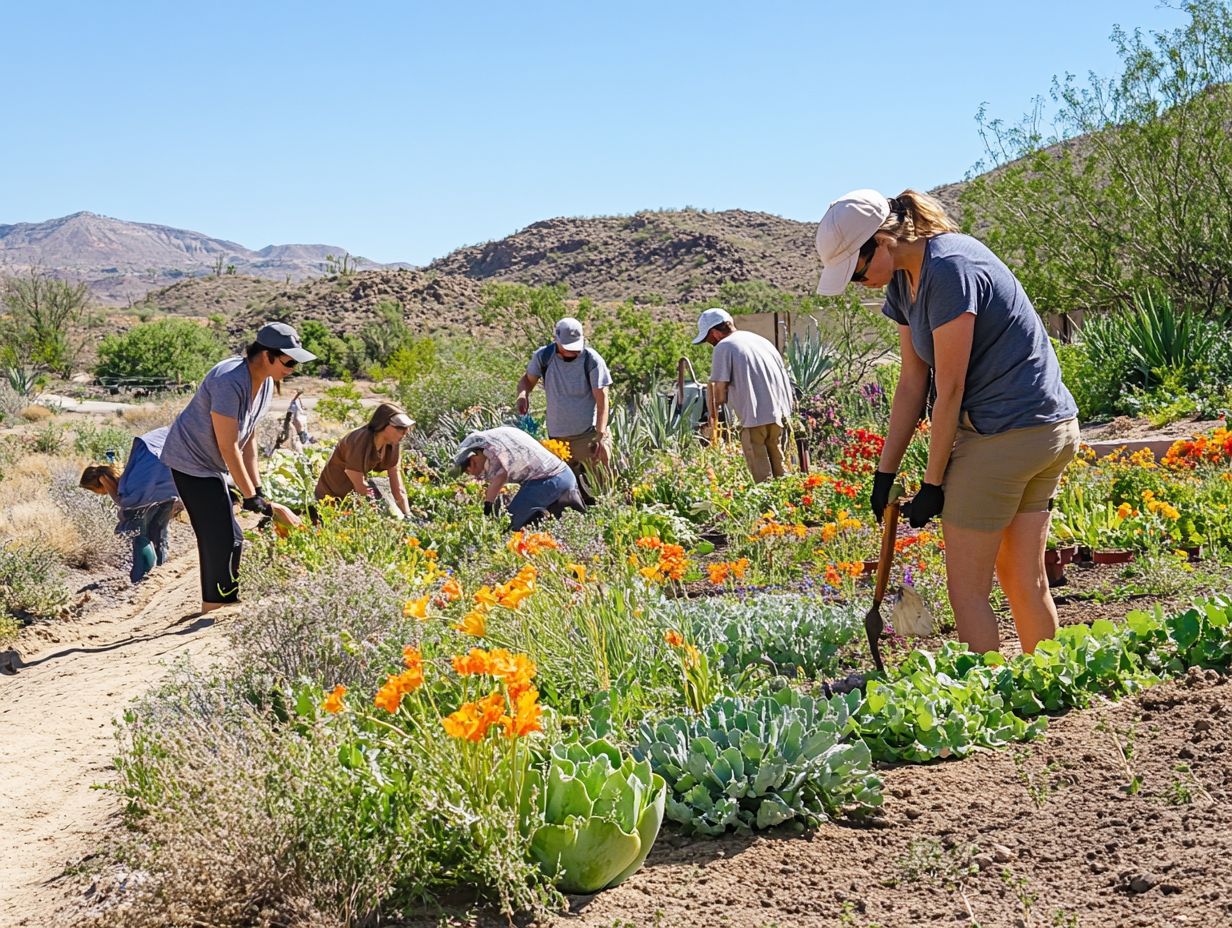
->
[554, 429, 613, 501]
[740, 422, 785, 483]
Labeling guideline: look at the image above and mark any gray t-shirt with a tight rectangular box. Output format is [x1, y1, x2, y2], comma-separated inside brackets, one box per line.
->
[883, 233, 1077, 434]
[477, 426, 567, 484]
[160, 356, 274, 478]
[710, 330, 795, 428]
[527, 345, 613, 438]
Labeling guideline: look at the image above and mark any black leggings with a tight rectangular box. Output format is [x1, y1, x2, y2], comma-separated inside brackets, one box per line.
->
[171, 469, 242, 604]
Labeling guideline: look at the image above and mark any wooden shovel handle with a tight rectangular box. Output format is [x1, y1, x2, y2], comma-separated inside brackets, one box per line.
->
[873, 499, 900, 605]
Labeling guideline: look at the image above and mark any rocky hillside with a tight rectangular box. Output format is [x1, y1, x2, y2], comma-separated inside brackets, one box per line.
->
[427, 209, 819, 303]
[0, 211, 399, 305]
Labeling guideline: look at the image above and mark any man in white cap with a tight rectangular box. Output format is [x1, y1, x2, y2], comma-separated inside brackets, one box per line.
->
[693, 307, 795, 483]
[515, 316, 614, 500]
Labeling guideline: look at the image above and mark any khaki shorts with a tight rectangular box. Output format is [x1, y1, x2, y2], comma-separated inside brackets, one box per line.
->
[941, 416, 1080, 532]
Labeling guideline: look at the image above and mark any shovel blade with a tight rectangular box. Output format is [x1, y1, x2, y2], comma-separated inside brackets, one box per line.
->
[864, 604, 886, 673]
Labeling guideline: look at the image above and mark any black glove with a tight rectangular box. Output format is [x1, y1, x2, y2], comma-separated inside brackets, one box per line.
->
[906, 482, 944, 528]
[482, 498, 503, 517]
[242, 493, 273, 516]
[870, 470, 897, 524]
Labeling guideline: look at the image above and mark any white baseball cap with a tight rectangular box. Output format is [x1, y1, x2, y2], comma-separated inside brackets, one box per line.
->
[815, 189, 891, 296]
[692, 307, 734, 344]
[554, 317, 585, 351]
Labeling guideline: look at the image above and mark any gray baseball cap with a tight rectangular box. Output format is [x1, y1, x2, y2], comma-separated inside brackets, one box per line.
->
[450, 431, 486, 476]
[554, 316, 585, 351]
[256, 322, 317, 363]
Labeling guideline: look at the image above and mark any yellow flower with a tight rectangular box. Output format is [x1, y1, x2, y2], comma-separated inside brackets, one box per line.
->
[540, 438, 572, 462]
[454, 610, 487, 637]
[403, 594, 431, 621]
[567, 563, 588, 583]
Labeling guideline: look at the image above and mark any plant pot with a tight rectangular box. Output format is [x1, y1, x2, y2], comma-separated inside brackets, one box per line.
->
[1092, 548, 1135, 565]
[1044, 549, 1067, 586]
[1058, 544, 1079, 565]
[862, 558, 881, 576]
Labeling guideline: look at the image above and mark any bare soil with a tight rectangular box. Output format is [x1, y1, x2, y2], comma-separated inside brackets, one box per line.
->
[0, 554, 227, 928]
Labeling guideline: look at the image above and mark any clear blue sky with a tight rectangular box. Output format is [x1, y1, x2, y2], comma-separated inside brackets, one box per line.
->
[0, 1, 1188, 265]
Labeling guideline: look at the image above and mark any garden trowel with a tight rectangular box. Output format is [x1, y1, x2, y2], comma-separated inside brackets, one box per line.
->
[863, 484, 906, 674]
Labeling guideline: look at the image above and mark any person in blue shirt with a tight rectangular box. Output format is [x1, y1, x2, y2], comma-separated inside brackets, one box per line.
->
[79, 427, 180, 583]
[815, 188, 1079, 657]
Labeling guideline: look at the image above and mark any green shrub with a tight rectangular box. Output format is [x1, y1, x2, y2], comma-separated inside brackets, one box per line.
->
[391, 337, 523, 430]
[0, 544, 71, 622]
[73, 420, 138, 461]
[314, 382, 365, 426]
[96, 318, 225, 386]
[30, 422, 64, 454]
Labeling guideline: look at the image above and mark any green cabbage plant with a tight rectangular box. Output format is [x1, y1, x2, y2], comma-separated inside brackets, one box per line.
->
[525, 739, 667, 894]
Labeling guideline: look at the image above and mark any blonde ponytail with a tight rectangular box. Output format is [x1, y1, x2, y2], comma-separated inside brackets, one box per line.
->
[877, 189, 957, 241]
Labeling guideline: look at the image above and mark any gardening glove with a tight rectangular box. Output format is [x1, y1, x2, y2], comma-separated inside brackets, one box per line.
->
[482, 498, 503, 518]
[870, 470, 897, 524]
[242, 493, 273, 517]
[906, 482, 944, 529]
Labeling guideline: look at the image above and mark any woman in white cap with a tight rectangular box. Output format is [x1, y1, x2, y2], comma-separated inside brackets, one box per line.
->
[160, 322, 313, 613]
[315, 402, 413, 516]
[815, 189, 1078, 656]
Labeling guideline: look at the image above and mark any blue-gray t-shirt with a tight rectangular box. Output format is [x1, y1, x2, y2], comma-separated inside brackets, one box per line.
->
[160, 357, 274, 478]
[527, 345, 613, 439]
[882, 233, 1077, 434]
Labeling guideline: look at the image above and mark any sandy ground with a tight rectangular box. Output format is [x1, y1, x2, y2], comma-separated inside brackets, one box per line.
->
[0, 554, 227, 928]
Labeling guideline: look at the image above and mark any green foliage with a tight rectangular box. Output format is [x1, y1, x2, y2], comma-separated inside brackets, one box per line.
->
[636, 688, 882, 835]
[1052, 339, 1124, 421]
[481, 282, 592, 360]
[314, 382, 365, 426]
[0, 543, 71, 622]
[0, 270, 96, 375]
[590, 301, 709, 398]
[96, 318, 226, 385]
[391, 336, 523, 430]
[72, 421, 138, 461]
[680, 594, 862, 682]
[31, 422, 65, 454]
[297, 319, 359, 378]
[370, 336, 438, 384]
[527, 739, 666, 893]
[964, 1, 1232, 316]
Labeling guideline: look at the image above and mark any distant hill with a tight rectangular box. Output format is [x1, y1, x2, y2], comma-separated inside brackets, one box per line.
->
[0, 211, 403, 305]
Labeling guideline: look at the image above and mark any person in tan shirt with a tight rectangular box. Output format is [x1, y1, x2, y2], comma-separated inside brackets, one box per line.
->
[315, 403, 412, 517]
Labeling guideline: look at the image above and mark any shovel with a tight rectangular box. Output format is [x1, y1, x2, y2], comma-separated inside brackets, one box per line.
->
[864, 485, 906, 674]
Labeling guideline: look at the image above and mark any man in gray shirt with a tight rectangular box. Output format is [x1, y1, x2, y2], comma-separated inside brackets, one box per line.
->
[694, 307, 795, 483]
[515, 316, 614, 500]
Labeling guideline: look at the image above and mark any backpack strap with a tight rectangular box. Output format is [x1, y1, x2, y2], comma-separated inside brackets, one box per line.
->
[537, 343, 598, 388]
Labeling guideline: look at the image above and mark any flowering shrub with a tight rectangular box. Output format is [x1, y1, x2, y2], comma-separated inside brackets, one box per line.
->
[1162, 423, 1232, 469]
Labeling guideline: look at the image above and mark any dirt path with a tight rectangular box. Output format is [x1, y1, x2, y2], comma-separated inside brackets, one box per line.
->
[0, 554, 225, 928]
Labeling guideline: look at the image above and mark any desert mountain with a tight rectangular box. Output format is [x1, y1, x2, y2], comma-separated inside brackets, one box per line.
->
[0, 211, 398, 305]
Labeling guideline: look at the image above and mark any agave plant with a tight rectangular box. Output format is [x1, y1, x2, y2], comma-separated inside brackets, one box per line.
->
[525, 738, 667, 894]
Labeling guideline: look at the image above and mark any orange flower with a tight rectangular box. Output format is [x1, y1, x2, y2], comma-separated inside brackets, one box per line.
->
[664, 629, 685, 647]
[373, 659, 422, 713]
[403, 594, 431, 621]
[403, 645, 423, 670]
[440, 576, 463, 601]
[503, 686, 542, 738]
[801, 494, 814, 507]
[454, 609, 487, 637]
[567, 563, 588, 583]
[452, 648, 493, 676]
[824, 564, 842, 587]
[442, 691, 507, 741]
[707, 562, 730, 585]
[322, 684, 347, 714]
[507, 531, 560, 557]
[474, 585, 500, 608]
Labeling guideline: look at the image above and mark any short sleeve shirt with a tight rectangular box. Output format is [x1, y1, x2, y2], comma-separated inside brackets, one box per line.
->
[315, 426, 400, 500]
[881, 233, 1077, 434]
[476, 426, 567, 484]
[160, 357, 273, 478]
[709, 330, 795, 428]
[527, 345, 613, 438]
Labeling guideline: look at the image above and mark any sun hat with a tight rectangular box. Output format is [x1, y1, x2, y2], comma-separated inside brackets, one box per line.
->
[692, 307, 734, 344]
[450, 432, 487, 475]
[255, 321, 317, 363]
[814, 189, 891, 296]
[554, 317, 586, 351]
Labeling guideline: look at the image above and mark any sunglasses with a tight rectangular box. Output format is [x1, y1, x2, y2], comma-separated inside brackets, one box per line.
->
[850, 237, 879, 283]
[277, 355, 299, 369]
